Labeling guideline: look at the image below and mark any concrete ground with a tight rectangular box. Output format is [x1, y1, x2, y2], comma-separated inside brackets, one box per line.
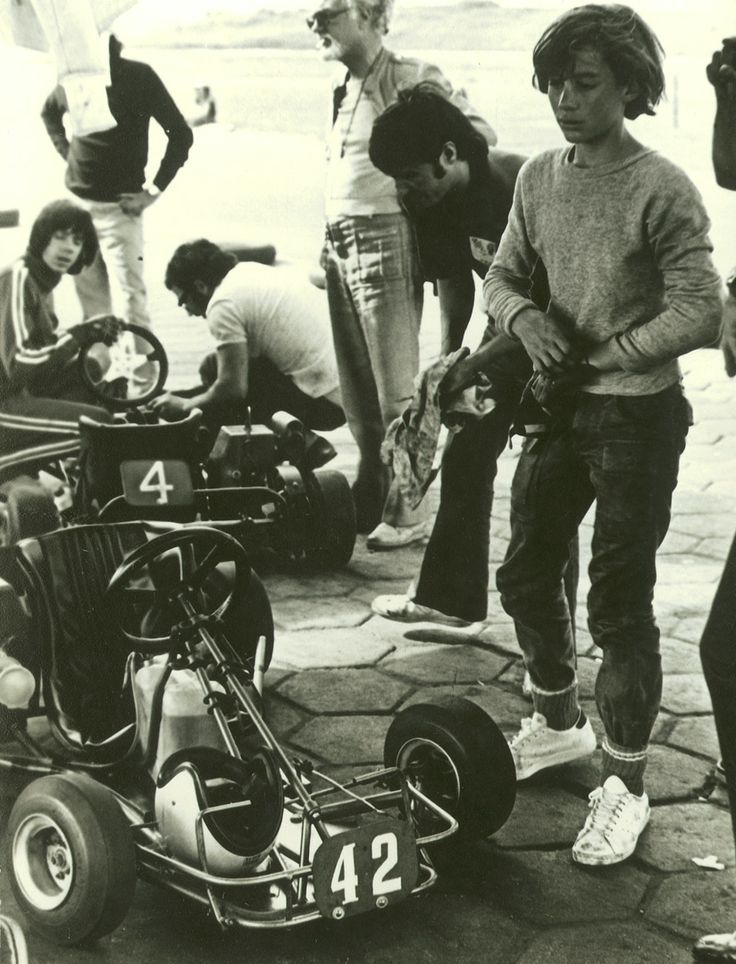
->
[1, 124, 736, 964]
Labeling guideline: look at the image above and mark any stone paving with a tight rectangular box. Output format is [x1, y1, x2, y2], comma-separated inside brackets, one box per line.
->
[2, 129, 736, 963]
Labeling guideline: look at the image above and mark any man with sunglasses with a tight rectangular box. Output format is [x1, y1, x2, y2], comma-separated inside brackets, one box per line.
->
[309, 0, 496, 547]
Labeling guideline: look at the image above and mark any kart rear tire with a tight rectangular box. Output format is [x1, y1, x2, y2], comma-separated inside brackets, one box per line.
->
[0, 481, 60, 547]
[384, 696, 516, 843]
[4, 773, 136, 946]
[304, 469, 356, 570]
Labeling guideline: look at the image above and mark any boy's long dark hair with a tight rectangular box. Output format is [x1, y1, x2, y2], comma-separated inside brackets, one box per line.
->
[369, 83, 488, 177]
[165, 239, 237, 291]
[533, 4, 665, 119]
[26, 199, 98, 274]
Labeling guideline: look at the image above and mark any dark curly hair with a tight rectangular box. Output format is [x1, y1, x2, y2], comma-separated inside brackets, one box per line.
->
[164, 239, 237, 292]
[533, 4, 665, 119]
[369, 83, 488, 177]
[26, 199, 98, 274]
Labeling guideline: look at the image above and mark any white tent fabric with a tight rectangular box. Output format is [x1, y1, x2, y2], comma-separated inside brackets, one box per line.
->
[0, 0, 138, 135]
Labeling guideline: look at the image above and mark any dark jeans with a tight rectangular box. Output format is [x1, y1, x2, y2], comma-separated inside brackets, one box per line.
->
[497, 384, 691, 750]
[198, 353, 345, 432]
[413, 336, 579, 623]
[700, 532, 736, 842]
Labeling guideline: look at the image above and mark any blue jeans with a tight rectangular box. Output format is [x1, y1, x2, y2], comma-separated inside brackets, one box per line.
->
[497, 384, 691, 750]
[700, 532, 736, 841]
[323, 213, 425, 531]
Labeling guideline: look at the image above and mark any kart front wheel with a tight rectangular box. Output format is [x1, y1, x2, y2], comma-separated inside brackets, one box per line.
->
[5, 773, 136, 946]
[384, 696, 516, 843]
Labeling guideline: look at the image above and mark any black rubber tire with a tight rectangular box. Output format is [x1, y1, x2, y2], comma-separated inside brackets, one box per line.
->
[0, 481, 60, 546]
[4, 773, 136, 946]
[384, 696, 516, 842]
[304, 469, 356, 570]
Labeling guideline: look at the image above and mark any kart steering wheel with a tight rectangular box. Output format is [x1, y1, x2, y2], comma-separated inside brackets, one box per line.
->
[78, 321, 168, 410]
[106, 526, 251, 654]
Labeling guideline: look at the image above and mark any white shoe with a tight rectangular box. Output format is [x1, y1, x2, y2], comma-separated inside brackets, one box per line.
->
[692, 929, 736, 962]
[366, 521, 430, 551]
[509, 711, 596, 781]
[572, 775, 650, 866]
[371, 594, 471, 627]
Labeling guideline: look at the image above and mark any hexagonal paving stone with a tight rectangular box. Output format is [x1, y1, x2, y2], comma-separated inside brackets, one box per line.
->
[272, 596, 371, 631]
[656, 558, 723, 586]
[290, 714, 387, 764]
[636, 802, 734, 872]
[667, 716, 720, 761]
[661, 673, 713, 714]
[469, 684, 538, 730]
[278, 668, 410, 714]
[646, 870, 736, 940]
[476, 620, 526, 656]
[654, 582, 717, 615]
[493, 785, 586, 849]
[478, 849, 650, 924]
[381, 641, 511, 685]
[516, 921, 692, 964]
[264, 692, 306, 737]
[669, 614, 707, 645]
[694, 536, 734, 561]
[658, 530, 701, 555]
[660, 636, 704, 675]
[645, 745, 714, 803]
[261, 570, 357, 599]
[348, 547, 428, 581]
[271, 626, 394, 670]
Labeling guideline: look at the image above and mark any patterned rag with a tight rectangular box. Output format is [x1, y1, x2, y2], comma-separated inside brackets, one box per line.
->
[381, 350, 496, 509]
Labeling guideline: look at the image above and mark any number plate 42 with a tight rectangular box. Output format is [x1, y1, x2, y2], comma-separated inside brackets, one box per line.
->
[312, 818, 419, 920]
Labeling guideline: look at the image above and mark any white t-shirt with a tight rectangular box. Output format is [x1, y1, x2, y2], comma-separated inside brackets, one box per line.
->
[206, 263, 340, 400]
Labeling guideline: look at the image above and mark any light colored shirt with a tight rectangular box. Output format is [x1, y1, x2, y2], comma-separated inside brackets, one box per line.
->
[483, 147, 723, 395]
[207, 263, 340, 400]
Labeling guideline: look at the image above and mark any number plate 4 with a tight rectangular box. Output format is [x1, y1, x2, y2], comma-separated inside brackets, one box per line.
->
[312, 818, 419, 920]
[121, 460, 194, 506]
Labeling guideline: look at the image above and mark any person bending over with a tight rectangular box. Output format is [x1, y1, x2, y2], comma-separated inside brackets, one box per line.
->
[367, 83, 582, 626]
[153, 240, 345, 436]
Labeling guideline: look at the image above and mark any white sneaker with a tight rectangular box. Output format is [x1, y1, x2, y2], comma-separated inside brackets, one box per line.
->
[366, 521, 430, 551]
[371, 594, 471, 627]
[692, 929, 736, 962]
[509, 711, 596, 781]
[572, 775, 650, 866]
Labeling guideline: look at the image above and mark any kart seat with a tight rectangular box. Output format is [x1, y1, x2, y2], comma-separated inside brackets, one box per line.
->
[11, 521, 174, 763]
[76, 410, 206, 516]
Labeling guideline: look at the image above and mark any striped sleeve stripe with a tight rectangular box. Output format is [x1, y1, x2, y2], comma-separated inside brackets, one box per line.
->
[11, 262, 74, 364]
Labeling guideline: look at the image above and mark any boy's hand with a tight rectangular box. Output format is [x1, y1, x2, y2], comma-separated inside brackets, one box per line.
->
[438, 348, 474, 400]
[69, 315, 125, 348]
[511, 309, 577, 374]
[722, 294, 736, 378]
[707, 38, 736, 92]
[118, 190, 158, 216]
[149, 393, 191, 420]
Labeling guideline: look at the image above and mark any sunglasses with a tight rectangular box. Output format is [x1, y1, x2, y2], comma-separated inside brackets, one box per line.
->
[306, 7, 350, 30]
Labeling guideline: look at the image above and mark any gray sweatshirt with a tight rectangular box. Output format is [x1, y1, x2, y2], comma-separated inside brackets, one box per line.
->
[482, 147, 723, 395]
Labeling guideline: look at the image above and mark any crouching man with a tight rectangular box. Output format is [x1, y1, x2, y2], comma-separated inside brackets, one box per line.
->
[153, 240, 345, 435]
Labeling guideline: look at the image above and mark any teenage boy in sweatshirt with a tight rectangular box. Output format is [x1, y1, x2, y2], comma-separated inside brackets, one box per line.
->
[483, 3, 722, 866]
